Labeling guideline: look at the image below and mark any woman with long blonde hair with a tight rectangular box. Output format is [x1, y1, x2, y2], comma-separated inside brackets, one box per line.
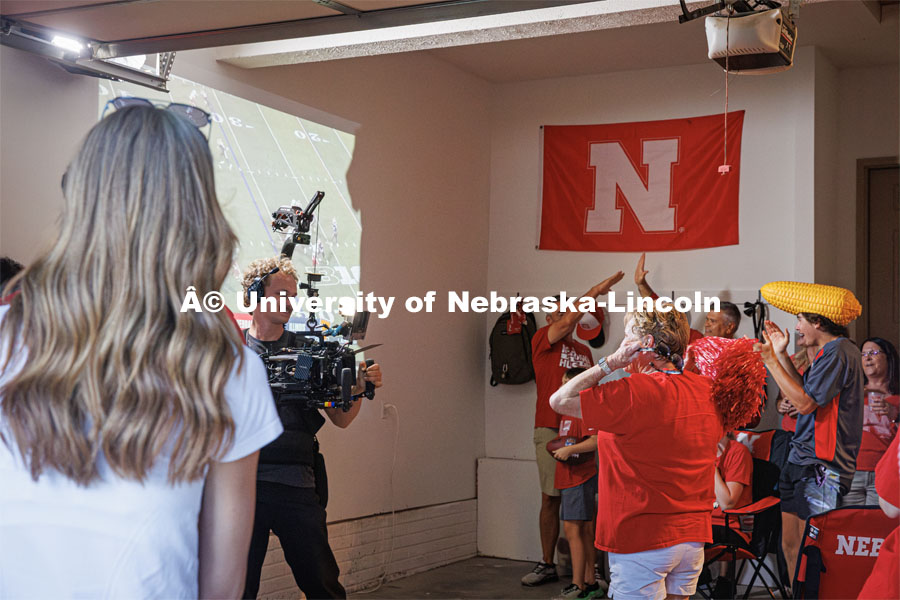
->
[0, 104, 282, 598]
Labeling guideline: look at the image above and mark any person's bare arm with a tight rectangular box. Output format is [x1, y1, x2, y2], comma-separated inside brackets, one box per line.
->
[550, 334, 643, 417]
[634, 253, 657, 299]
[198, 452, 260, 599]
[547, 271, 624, 345]
[325, 363, 382, 428]
[756, 331, 818, 415]
[714, 468, 746, 510]
[549, 366, 606, 418]
[552, 435, 598, 461]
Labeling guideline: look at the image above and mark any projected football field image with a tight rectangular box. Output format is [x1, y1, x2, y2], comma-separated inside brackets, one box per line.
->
[100, 74, 361, 328]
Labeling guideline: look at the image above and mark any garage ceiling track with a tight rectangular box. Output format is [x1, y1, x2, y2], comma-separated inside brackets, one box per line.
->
[0, 0, 594, 58]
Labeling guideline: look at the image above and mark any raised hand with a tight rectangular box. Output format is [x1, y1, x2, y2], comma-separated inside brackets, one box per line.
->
[635, 253, 649, 286]
[597, 271, 625, 295]
[763, 320, 790, 355]
[754, 330, 779, 368]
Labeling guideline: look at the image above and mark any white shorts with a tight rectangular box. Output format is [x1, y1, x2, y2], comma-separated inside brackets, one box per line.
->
[608, 542, 705, 600]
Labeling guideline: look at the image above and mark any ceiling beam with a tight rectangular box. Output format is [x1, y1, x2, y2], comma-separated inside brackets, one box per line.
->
[90, 0, 592, 59]
[215, 0, 716, 68]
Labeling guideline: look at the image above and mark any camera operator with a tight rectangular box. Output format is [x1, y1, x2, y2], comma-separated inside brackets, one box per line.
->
[240, 256, 383, 600]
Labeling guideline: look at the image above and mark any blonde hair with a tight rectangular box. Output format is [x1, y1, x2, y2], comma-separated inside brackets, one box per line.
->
[0, 105, 241, 486]
[629, 306, 690, 360]
[241, 256, 299, 301]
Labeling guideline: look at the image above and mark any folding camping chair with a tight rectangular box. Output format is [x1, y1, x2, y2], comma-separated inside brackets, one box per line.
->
[735, 429, 793, 472]
[699, 458, 788, 600]
[736, 427, 796, 586]
[792, 505, 897, 599]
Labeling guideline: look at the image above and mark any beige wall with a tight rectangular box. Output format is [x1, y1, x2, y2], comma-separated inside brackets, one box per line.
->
[175, 49, 493, 521]
[0, 45, 493, 522]
[834, 63, 900, 340]
[0, 46, 97, 263]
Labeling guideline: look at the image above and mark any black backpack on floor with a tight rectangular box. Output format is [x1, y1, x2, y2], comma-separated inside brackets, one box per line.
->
[489, 309, 537, 386]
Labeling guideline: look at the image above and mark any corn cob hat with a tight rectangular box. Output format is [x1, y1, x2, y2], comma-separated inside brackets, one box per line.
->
[761, 281, 861, 326]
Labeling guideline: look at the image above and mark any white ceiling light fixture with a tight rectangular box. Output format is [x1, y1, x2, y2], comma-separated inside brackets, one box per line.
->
[50, 34, 83, 54]
[1, 18, 171, 91]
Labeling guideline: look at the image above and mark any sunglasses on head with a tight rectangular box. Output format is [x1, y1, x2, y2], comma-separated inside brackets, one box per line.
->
[640, 340, 684, 372]
[101, 97, 211, 129]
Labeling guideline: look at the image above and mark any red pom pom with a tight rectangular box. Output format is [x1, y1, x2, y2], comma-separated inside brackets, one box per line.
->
[688, 337, 767, 431]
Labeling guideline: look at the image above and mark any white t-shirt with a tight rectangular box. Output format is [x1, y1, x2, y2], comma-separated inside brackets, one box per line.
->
[0, 305, 283, 598]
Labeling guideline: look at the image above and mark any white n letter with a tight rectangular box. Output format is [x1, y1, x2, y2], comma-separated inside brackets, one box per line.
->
[836, 535, 855, 556]
[587, 139, 679, 233]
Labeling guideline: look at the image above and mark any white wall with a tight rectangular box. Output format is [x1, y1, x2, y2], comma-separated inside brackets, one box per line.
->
[479, 47, 824, 559]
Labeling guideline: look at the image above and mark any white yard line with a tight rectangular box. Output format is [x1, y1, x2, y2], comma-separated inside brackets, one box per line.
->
[212, 89, 274, 218]
[257, 104, 310, 201]
[295, 117, 361, 230]
[335, 131, 353, 159]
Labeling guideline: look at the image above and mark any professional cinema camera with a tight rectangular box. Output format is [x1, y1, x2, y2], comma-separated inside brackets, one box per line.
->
[262, 191, 377, 412]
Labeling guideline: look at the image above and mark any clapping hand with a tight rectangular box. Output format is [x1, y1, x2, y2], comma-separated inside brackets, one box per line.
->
[764, 320, 790, 355]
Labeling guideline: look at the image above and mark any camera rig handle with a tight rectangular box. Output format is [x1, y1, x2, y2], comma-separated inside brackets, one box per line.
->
[272, 190, 325, 260]
[363, 358, 376, 400]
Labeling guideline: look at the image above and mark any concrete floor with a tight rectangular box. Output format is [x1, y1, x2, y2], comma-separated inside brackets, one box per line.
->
[351, 557, 780, 600]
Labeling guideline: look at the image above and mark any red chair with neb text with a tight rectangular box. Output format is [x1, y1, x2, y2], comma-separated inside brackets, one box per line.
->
[792, 506, 897, 598]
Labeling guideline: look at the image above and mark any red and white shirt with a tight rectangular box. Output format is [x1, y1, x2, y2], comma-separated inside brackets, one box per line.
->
[554, 416, 597, 490]
[532, 326, 593, 429]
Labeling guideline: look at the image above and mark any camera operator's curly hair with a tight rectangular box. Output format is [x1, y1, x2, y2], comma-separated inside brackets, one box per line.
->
[241, 256, 299, 300]
[629, 305, 690, 360]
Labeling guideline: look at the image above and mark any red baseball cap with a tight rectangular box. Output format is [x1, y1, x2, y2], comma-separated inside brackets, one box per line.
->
[576, 306, 605, 341]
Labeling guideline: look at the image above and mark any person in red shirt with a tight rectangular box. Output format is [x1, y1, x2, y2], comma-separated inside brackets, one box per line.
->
[708, 432, 753, 596]
[842, 337, 899, 506]
[858, 432, 900, 599]
[522, 271, 624, 587]
[551, 368, 602, 600]
[551, 306, 725, 600]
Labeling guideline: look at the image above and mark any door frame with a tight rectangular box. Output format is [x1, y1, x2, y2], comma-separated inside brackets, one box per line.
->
[855, 156, 899, 342]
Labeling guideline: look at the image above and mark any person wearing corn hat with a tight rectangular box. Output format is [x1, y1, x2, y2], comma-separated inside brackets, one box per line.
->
[754, 281, 865, 587]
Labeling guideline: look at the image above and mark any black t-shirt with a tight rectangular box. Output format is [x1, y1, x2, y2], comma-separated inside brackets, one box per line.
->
[245, 329, 321, 488]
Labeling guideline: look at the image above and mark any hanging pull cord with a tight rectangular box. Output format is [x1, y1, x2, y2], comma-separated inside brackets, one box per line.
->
[718, 7, 732, 175]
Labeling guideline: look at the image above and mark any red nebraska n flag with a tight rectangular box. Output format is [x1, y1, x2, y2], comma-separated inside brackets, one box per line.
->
[539, 111, 744, 252]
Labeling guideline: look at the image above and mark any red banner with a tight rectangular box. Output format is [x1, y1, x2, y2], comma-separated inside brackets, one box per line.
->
[539, 112, 744, 252]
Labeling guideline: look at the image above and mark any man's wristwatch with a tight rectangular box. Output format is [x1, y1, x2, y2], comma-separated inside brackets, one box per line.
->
[597, 356, 612, 377]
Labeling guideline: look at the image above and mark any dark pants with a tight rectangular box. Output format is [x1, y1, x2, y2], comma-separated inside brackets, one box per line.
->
[243, 482, 346, 600]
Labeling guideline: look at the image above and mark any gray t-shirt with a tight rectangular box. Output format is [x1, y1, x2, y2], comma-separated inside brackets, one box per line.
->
[245, 329, 316, 488]
[788, 337, 864, 489]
